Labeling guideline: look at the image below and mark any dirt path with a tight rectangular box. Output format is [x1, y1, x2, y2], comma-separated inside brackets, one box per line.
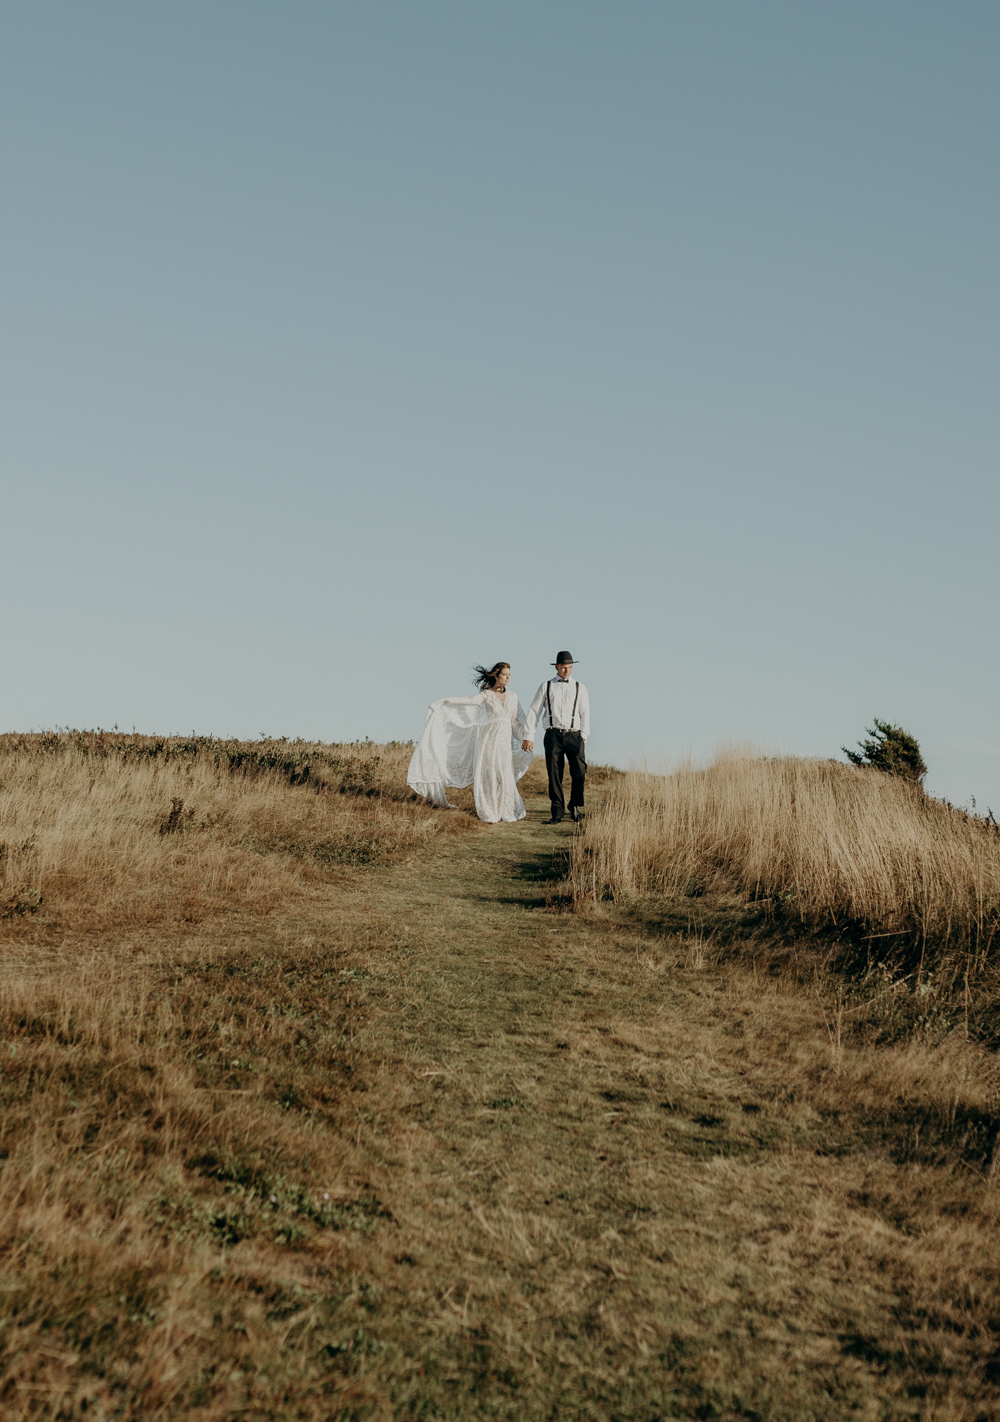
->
[316, 788, 1000, 1420]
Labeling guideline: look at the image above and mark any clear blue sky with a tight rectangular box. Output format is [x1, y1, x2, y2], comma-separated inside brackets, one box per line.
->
[2, 2, 998, 807]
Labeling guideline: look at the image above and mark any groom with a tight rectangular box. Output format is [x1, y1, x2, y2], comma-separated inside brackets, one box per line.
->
[521, 652, 590, 824]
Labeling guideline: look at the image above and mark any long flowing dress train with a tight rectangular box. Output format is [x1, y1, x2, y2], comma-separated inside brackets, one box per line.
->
[407, 689, 532, 823]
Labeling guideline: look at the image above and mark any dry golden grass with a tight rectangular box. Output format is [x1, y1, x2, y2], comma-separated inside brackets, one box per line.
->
[1, 954, 378, 1416]
[0, 732, 509, 1418]
[0, 732, 482, 939]
[570, 750, 1000, 975]
[4, 736, 1000, 1418]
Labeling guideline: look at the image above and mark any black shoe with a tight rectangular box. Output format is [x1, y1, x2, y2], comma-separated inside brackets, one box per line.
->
[545, 816, 563, 825]
[570, 807, 583, 822]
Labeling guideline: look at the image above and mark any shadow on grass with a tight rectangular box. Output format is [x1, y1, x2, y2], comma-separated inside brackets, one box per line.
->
[500, 844, 575, 909]
[593, 886, 1000, 1174]
[628, 889, 1000, 1052]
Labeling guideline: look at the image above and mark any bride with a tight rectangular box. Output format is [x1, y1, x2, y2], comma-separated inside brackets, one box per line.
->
[407, 662, 533, 823]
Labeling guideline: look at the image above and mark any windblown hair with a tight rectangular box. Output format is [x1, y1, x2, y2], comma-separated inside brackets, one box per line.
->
[473, 662, 510, 690]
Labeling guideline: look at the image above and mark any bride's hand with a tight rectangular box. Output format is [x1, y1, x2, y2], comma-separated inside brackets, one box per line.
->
[521, 740, 533, 752]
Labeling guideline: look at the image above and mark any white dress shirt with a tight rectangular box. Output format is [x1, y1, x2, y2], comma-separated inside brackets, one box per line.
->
[522, 676, 590, 743]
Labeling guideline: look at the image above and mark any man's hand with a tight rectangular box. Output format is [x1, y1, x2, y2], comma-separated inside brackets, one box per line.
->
[521, 740, 534, 752]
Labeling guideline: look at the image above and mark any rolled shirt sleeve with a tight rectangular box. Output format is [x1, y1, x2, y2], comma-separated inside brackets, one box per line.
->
[578, 684, 590, 741]
[521, 682, 548, 742]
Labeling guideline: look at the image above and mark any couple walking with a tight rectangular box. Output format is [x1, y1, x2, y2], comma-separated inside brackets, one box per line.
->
[407, 652, 590, 825]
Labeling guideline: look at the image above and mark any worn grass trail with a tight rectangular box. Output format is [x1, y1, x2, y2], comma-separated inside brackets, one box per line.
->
[320, 792, 1000, 1420]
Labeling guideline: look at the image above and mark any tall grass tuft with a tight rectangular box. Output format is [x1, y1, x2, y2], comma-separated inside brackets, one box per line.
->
[569, 751, 1000, 971]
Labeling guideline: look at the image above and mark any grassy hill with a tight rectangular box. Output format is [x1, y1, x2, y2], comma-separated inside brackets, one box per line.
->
[2, 734, 1000, 1419]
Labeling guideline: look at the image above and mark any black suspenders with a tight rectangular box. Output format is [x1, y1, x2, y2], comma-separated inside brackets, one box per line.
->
[546, 680, 580, 730]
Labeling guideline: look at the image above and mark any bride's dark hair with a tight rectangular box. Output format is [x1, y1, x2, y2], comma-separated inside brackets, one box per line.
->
[473, 661, 510, 690]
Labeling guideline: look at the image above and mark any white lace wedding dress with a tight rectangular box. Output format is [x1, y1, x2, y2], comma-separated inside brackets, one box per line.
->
[407, 689, 533, 823]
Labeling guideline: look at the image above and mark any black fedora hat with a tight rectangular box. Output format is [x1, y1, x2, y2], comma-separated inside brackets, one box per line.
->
[550, 651, 577, 665]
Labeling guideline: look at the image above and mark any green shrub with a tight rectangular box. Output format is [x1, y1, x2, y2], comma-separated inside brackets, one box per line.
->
[843, 719, 927, 784]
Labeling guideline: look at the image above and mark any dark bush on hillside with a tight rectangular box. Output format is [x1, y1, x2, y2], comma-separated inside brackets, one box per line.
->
[843, 719, 927, 785]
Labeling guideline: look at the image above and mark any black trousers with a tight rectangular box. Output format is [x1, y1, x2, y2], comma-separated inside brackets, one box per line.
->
[544, 727, 587, 819]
